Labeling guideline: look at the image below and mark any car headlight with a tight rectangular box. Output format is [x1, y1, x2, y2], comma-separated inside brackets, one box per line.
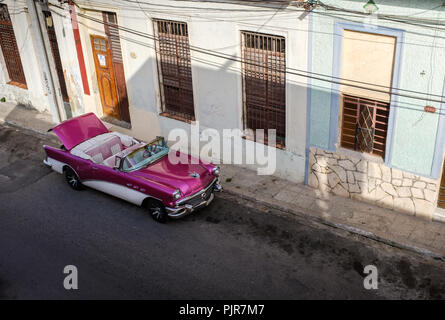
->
[173, 189, 181, 200]
[212, 166, 220, 176]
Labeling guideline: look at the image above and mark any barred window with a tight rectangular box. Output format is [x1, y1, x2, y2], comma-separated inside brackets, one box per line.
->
[154, 19, 195, 122]
[0, 4, 27, 88]
[340, 95, 389, 158]
[241, 31, 286, 148]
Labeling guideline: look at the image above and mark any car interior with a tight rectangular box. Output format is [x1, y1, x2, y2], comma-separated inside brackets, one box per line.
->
[70, 132, 140, 168]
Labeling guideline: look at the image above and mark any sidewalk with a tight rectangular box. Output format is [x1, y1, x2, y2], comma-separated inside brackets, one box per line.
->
[1, 102, 445, 260]
[220, 165, 445, 260]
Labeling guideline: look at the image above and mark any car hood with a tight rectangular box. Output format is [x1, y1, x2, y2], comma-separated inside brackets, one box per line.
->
[50, 113, 109, 150]
[128, 154, 214, 197]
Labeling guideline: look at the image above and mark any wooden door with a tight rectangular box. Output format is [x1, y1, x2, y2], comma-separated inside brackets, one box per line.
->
[438, 161, 445, 209]
[90, 35, 120, 119]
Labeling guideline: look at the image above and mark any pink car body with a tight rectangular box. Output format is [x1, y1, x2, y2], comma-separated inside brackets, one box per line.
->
[43, 113, 222, 219]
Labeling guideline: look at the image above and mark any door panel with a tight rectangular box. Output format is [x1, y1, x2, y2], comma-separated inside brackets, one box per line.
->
[90, 35, 120, 120]
[44, 11, 69, 102]
[439, 161, 445, 209]
[103, 11, 131, 123]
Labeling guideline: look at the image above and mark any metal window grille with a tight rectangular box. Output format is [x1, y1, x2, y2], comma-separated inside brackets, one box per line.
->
[0, 4, 27, 88]
[340, 95, 390, 158]
[241, 31, 286, 147]
[154, 19, 195, 121]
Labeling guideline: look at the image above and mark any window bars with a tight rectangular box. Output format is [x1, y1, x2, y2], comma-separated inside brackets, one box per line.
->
[154, 19, 195, 121]
[241, 31, 286, 147]
[0, 4, 27, 88]
[341, 95, 390, 158]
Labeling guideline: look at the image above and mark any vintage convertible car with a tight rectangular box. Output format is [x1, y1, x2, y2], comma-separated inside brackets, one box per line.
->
[43, 113, 222, 222]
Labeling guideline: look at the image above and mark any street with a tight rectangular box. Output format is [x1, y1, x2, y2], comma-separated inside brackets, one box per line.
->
[0, 123, 444, 299]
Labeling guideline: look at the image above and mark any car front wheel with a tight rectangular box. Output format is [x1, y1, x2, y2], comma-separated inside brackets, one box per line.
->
[64, 167, 83, 190]
[146, 199, 167, 223]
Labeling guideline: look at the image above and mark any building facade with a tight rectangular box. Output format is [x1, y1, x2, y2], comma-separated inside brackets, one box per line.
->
[0, 0, 444, 220]
[306, 0, 445, 220]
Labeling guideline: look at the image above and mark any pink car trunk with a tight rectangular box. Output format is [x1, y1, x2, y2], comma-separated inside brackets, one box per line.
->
[50, 112, 109, 150]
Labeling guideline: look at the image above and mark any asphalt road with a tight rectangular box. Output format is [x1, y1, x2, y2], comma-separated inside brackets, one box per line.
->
[0, 123, 445, 299]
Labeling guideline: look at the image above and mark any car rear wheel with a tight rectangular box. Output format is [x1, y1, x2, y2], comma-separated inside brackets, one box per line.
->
[64, 167, 83, 190]
[146, 199, 167, 223]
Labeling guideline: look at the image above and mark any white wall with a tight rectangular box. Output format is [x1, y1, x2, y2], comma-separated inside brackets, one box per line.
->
[0, 0, 51, 112]
[67, 0, 310, 182]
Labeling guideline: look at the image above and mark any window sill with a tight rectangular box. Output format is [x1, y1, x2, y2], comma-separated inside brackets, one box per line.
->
[335, 145, 384, 164]
[160, 112, 195, 124]
[7, 81, 27, 90]
[242, 134, 286, 151]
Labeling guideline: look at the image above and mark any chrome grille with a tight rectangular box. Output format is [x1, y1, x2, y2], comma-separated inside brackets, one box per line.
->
[179, 180, 216, 207]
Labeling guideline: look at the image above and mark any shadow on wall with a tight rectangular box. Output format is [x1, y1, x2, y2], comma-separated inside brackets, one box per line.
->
[120, 34, 442, 220]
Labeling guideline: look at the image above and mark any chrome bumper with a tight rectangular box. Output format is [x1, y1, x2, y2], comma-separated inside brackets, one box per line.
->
[166, 181, 223, 219]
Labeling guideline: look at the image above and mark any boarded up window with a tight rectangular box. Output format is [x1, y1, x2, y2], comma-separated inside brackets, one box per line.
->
[340, 30, 396, 103]
[0, 4, 27, 88]
[341, 95, 389, 158]
[154, 19, 195, 121]
[241, 31, 286, 147]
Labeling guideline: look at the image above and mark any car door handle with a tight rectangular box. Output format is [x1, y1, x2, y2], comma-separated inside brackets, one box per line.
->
[91, 166, 98, 170]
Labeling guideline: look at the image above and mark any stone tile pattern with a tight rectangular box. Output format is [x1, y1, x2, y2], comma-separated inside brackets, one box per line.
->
[308, 147, 440, 220]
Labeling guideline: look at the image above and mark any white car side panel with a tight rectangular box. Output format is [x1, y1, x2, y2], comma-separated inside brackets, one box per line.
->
[47, 157, 66, 174]
[82, 180, 146, 206]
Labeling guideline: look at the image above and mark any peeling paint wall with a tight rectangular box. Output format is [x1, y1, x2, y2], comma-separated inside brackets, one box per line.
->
[0, 0, 51, 112]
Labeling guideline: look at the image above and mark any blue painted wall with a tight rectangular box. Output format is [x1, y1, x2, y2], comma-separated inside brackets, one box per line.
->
[308, 0, 445, 179]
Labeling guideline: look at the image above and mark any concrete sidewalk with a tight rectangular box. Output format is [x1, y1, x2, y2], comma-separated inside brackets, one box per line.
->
[220, 165, 445, 260]
[1, 102, 445, 260]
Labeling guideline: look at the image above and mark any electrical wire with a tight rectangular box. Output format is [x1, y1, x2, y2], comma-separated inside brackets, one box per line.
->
[46, 1, 445, 119]
[60, 3, 445, 106]
[68, 2, 439, 98]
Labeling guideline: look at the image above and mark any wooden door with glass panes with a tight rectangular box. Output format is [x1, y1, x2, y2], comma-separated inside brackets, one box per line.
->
[90, 35, 120, 119]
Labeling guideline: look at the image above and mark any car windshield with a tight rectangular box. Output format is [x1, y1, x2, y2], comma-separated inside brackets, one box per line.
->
[121, 137, 169, 172]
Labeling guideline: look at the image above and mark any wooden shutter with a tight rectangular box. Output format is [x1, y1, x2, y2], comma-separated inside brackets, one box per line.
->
[241, 31, 286, 147]
[154, 19, 195, 121]
[43, 11, 69, 102]
[439, 163, 445, 209]
[0, 4, 27, 88]
[103, 11, 130, 123]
